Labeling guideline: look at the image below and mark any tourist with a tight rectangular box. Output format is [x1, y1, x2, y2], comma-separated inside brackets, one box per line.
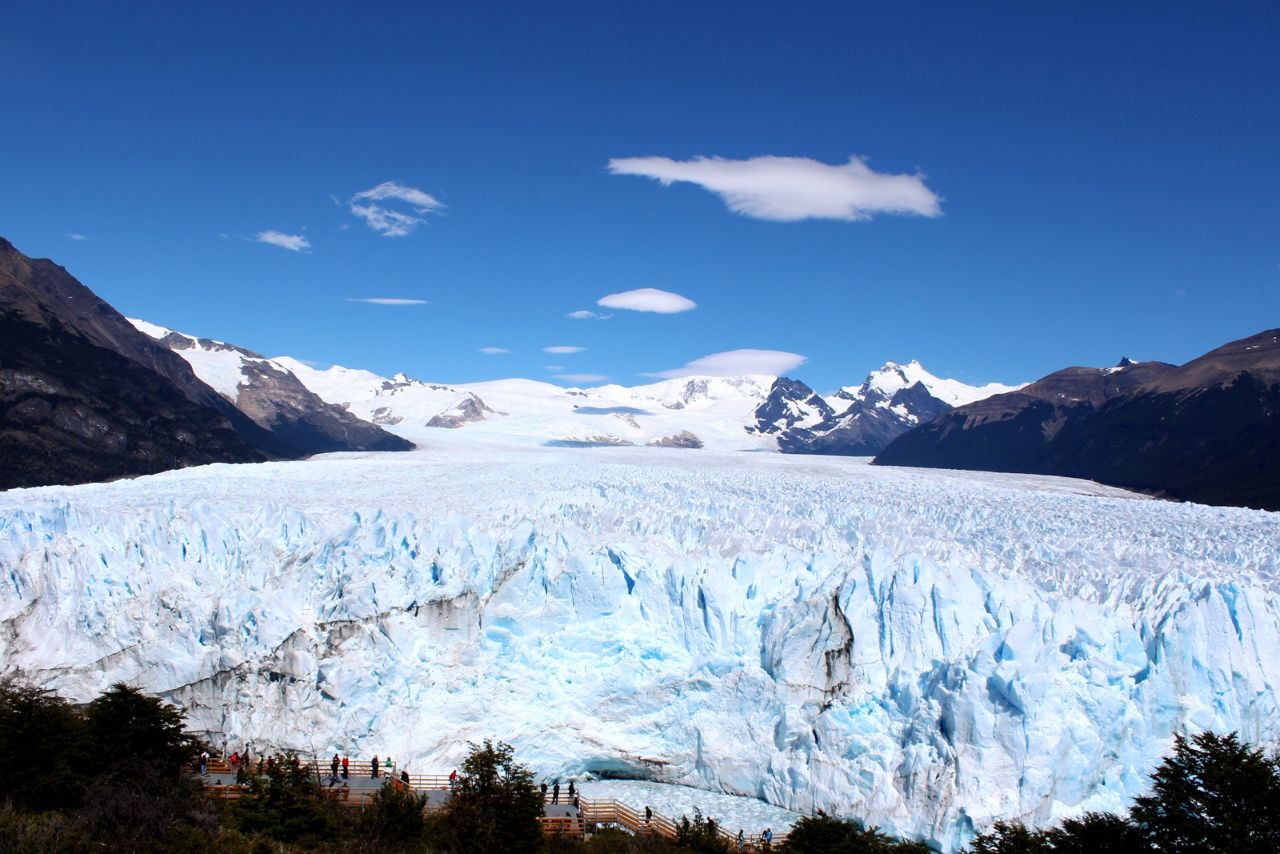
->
[568, 780, 575, 799]
[371, 755, 379, 778]
[762, 827, 773, 844]
[553, 781, 560, 804]
[737, 829, 745, 851]
[401, 769, 410, 785]
[541, 780, 548, 801]
[450, 768, 459, 790]
[230, 750, 239, 771]
[199, 750, 209, 776]
[342, 755, 349, 779]
[330, 753, 340, 779]
[385, 755, 395, 778]
[645, 805, 652, 824]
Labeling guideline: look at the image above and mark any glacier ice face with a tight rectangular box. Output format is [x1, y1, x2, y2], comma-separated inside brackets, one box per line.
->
[0, 436, 1277, 851]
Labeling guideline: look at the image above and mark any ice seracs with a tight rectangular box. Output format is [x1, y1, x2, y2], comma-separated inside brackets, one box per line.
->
[1, 436, 1276, 852]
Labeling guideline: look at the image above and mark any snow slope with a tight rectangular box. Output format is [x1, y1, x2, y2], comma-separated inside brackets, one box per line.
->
[2, 436, 1276, 851]
[273, 359, 778, 450]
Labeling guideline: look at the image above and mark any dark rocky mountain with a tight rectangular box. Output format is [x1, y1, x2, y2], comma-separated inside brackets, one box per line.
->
[751, 377, 836, 436]
[0, 237, 265, 489]
[425, 392, 498, 428]
[876, 330, 1280, 510]
[136, 324, 412, 453]
[875, 359, 1176, 472]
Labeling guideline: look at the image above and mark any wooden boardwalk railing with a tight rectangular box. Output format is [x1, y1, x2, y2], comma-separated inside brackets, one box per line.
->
[199, 756, 786, 849]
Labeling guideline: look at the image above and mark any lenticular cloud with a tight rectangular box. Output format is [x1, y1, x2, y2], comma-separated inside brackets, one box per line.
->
[607, 154, 941, 222]
[652, 348, 807, 378]
[597, 287, 697, 314]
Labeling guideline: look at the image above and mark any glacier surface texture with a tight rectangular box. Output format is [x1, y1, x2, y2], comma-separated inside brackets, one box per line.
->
[1, 435, 1277, 851]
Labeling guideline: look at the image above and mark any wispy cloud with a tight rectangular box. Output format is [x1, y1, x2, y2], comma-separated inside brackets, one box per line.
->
[607, 154, 941, 222]
[348, 181, 444, 237]
[543, 345, 585, 354]
[66, 232, 89, 241]
[554, 373, 608, 384]
[479, 346, 510, 354]
[344, 297, 428, 305]
[598, 287, 696, 314]
[544, 364, 565, 371]
[253, 230, 311, 252]
[567, 309, 612, 320]
[650, 348, 807, 379]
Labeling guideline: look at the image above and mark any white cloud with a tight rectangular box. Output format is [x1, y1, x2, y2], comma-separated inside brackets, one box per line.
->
[253, 230, 311, 252]
[650, 348, 807, 379]
[344, 297, 428, 305]
[543, 345, 585, 354]
[555, 373, 608, 384]
[597, 287, 697, 314]
[607, 154, 941, 222]
[544, 364, 565, 371]
[567, 309, 613, 320]
[66, 232, 89, 241]
[348, 180, 444, 237]
[479, 347, 510, 354]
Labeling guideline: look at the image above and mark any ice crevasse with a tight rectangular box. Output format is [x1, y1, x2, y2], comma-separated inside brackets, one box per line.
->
[0, 447, 1277, 852]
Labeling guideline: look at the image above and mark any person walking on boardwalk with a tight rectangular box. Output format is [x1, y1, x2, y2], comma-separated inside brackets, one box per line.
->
[552, 781, 560, 804]
[645, 805, 652, 824]
[199, 750, 209, 776]
[450, 769, 459, 791]
[540, 781, 548, 801]
[342, 755, 349, 779]
[371, 755, 379, 778]
[330, 754, 339, 780]
[385, 755, 395, 778]
[229, 750, 239, 772]
[737, 829, 745, 851]
[568, 780, 575, 800]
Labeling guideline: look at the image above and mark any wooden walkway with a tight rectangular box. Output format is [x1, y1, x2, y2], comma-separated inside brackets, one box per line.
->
[198, 755, 786, 850]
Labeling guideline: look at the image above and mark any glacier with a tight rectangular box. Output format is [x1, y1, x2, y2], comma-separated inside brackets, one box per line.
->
[1, 432, 1278, 851]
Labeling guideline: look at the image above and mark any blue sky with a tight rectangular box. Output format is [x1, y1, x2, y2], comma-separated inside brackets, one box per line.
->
[2, 2, 1277, 390]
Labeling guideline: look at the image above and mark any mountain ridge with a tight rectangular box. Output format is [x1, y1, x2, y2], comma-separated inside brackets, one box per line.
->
[875, 329, 1280, 510]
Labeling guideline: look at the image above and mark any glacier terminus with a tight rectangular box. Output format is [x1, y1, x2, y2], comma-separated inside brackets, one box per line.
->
[1, 431, 1277, 852]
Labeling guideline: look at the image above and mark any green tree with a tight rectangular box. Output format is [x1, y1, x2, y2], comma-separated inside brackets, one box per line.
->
[1043, 811, 1147, 853]
[0, 678, 89, 810]
[967, 820, 1052, 854]
[358, 780, 429, 852]
[781, 811, 928, 853]
[673, 807, 730, 854]
[1130, 731, 1280, 853]
[232, 752, 334, 843]
[84, 682, 199, 778]
[436, 739, 546, 854]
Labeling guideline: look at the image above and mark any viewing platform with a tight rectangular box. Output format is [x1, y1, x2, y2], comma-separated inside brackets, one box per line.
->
[198, 755, 787, 850]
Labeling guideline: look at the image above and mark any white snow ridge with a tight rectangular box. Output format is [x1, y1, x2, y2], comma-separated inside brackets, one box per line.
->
[1, 437, 1278, 852]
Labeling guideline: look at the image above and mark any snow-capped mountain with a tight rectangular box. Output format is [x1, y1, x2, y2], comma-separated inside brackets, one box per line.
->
[273, 358, 780, 450]
[3, 439, 1276, 852]
[751, 361, 1024, 455]
[270, 355, 1018, 456]
[130, 320, 412, 455]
